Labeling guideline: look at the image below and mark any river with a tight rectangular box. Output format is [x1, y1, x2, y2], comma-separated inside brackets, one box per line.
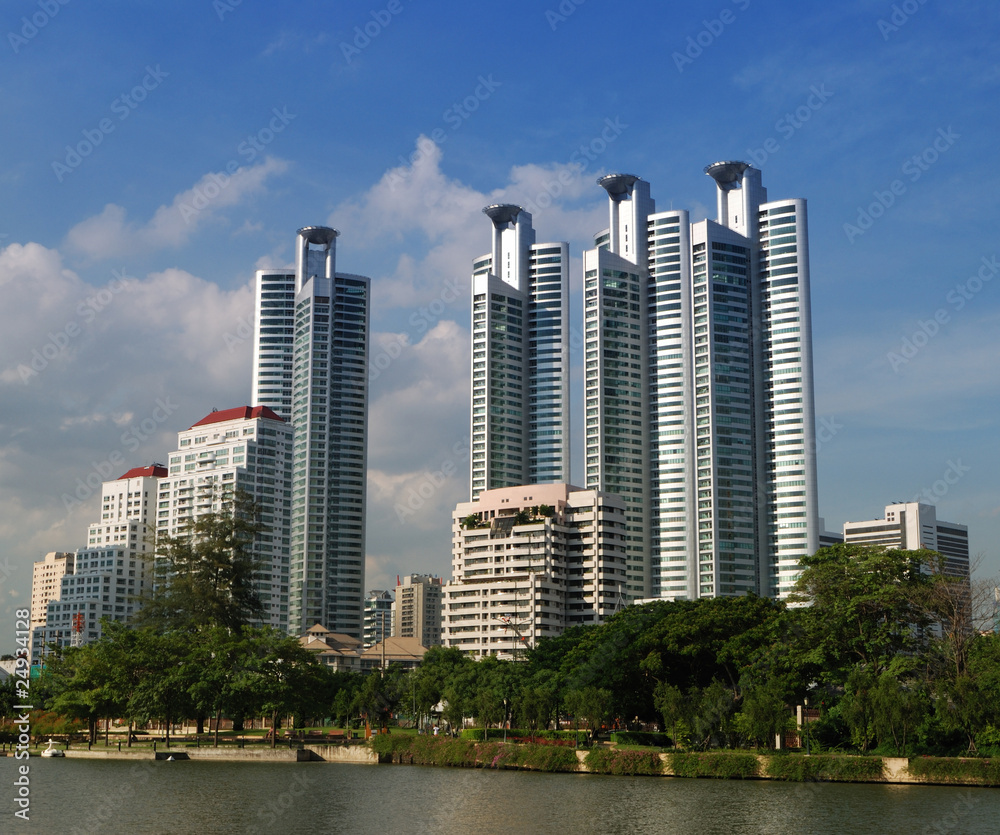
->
[2, 757, 994, 834]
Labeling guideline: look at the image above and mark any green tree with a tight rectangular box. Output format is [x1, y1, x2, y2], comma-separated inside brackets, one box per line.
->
[653, 682, 686, 748]
[735, 678, 790, 750]
[789, 544, 937, 683]
[137, 490, 266, 633]
[564, 686, 610, 744]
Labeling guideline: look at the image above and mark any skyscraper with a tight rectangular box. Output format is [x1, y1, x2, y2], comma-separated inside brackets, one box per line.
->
[471, 206, 569, 499]
[252, 226, 371, 637]
[585, 164, 818, 601]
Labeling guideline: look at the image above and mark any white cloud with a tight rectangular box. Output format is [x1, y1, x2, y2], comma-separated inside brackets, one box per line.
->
[0, 239, 255, 595]
[65, 157, 290, 260]
[327, 136, 606, 313]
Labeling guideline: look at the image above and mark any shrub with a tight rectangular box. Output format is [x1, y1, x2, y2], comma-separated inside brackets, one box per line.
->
[907, 757, 1000, 786]
[585, 748, 663, 776]
[765, 754, 885, 782]
[669, 752, 759, 779]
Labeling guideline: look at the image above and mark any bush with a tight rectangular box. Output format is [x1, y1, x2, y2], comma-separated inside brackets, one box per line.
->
[585, 748, 663, 776]
[907, 757, 1000, 786]
[765, 754, 885, 782]
[669, 752, 759, 779]
[369, 736, 580, 772]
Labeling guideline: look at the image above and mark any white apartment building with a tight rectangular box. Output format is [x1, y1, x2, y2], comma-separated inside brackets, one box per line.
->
[843, 501, 970, 578]
[363, 589, 394, 648]
[157, 405, 292, 630]
[583, 165, 818, 602]
[32, 465, 163, 664]
[471, 206, 570, 498]
[251, 226, 370, 638]
[393, 574, 443, 648]
[444, 483, 628, 659]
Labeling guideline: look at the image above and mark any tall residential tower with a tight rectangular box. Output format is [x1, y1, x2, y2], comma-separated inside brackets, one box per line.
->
[471, 206, 569, 499]
[252, 227, 371, 637]
[586, 164, 819, 601]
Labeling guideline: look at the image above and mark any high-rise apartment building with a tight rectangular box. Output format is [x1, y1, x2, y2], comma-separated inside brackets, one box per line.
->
[29, 551, 74, 657]
[584, 164, 818, 601]
[157, 406, 293, 629]
[393, 574, 443, 649]
[251, 227, 371, 637]
[843, 502, 969, 579]
[32, 466, 163, 663]
[471, 206, 569, 499]
[444, 484, 628, 658]
[363, 589, 394, 648]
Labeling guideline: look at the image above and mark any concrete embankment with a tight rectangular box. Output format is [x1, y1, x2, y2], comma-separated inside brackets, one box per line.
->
[60, 745, 376, 764]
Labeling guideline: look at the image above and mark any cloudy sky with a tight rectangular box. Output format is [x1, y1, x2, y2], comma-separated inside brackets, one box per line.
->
[1, 1, 998, 641]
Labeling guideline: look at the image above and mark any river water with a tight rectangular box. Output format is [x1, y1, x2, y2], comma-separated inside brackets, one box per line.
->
[2, 757, 995, 834]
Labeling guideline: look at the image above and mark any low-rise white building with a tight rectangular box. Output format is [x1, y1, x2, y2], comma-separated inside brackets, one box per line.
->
[444, 484, 628, 659]
[32, 465, 163, 664]
[843, 501, 970, 578]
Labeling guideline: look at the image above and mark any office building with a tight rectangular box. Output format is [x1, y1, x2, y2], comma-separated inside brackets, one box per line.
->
[393, 574, 443, 648]
[584, 164, 818, 601]
[251, 226, 371, 638]
[157, 406, 293, 629]
[471, 206, 569, 499]
[444, 483, 628, 659]
[843, 501, 970, 578]
[32, 466, 163, 663]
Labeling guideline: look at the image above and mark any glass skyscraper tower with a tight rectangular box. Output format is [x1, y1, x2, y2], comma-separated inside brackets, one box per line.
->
[470, 205, 569, 499]
[252, 226, 370, 637]
[585, 164, 818, 601]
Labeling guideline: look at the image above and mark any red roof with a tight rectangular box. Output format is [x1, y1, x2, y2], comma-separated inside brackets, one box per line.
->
[117, 465, 168, 480]
[190, 405, 285, 428]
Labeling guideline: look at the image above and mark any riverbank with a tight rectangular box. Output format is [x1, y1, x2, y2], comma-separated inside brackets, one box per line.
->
[371, 736, 1000, 788]
[51, 744, 376, 764]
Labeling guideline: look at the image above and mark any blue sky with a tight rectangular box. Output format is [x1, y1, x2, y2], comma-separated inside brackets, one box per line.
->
[2, 0, 998, 641]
